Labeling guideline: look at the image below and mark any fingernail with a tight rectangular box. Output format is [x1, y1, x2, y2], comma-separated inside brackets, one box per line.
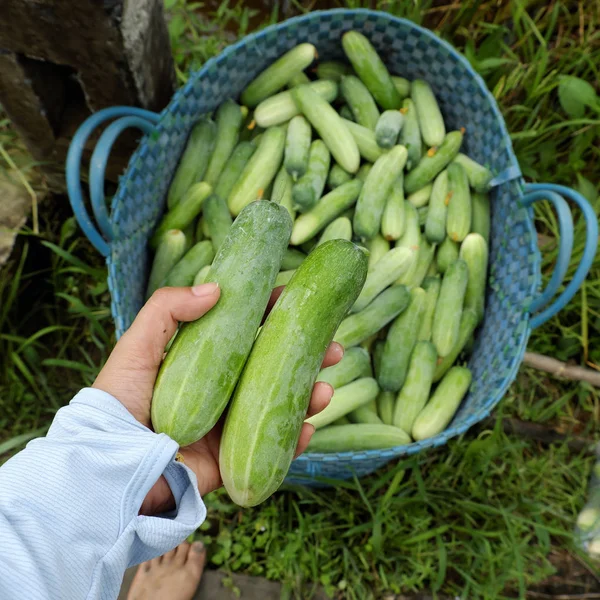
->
[191, 282, 219, 297]
[192, 541, 205, 553]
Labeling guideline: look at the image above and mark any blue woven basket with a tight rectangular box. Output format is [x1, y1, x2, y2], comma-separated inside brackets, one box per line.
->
[67, 9, 597, 485]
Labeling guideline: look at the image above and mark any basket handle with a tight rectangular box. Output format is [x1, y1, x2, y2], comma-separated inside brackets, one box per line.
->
[66, 107, 160, 257]
[522, 183, 598, 329]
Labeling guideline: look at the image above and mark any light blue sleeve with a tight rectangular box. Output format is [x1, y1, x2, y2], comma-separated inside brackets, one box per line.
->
[0, 388, 206, 600]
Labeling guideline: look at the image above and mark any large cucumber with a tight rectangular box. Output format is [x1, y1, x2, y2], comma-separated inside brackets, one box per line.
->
[327, 164, 352, 189]
[284, 115, 311, 181]
[164, 240, 215, 287]
[418, 276, 441, 342]
[381, 174, 405, 241]
[434, 308, 478, 381]
[354, 145, 407, 240]
[151, 202, 292, 447]
[227, 126, 286, 216]
[453, 153, 493, 192]
[292, 139, 331, 212]
[398, 99, 421, 170]
[375, 109, 404, 149]
[378, 287, 427, 391]
[459, 233, 488, 321]
[317, 216, 352, 247]
[213, 141, 256, 202]
[425, 169, 449, 243]
[219, 239, 368, 506]
[365, 234, 390, 270]
[471, 191, 491, 243]
[436, 236, 460, 274]
[446, 162, 472, 243]
[340, 75, 380, 130]
[316, 60, 352, 82]
[316, 346, 372, 389]
[342, 119, 385, 163]
[306, 423, 410, 452]
[203, 194, 232, 253]
[271, 165, 295, 221]
[411, 79, 445, 148]
[146, 229, 187, 298]
[376, 390, 395, 425]
[241, 43, 317, 107]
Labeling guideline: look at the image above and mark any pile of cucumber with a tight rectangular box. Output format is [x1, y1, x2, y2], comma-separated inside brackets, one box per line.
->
[147, 31, 493, 503]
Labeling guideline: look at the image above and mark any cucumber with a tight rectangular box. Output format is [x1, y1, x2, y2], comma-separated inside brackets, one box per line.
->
[372, 339, 384, 380]
[459, 233, 488, 321]
[412, 367, 472, 441]
[204, 100, 245, 186]
[366, 234, 390, 269]
[411, 79, 446, 148]
[354, 145, 408, 240]
[393, 340, 437, 435]
[340, 75, 380, 130]
[193, 264, 211, 286]
[407, 183, 433, 208]
[376, 391, 394, 426]
[306, 423, 410, 452]
[335, 285, 410, 349]
[436, 236, 460, 274]
[434, 308, 478, 382]
[316, 346, 372, 388]
[167, 119, 216, 209]
[432, 259, 469, 357]
[353, 247, 413, 312]
[375, 110, 404, 149]
[284, 115, 311, 181]
[349, 405, 383, 425]
[317, 216, 352, 247]
[152, 201, 292, 447]
[427, 258, 438, 277]
[195, 216, 207, 242]
[271, 165, 295, 221]
[213, 141, 256, 202]
[381, 175, 405, 241]
[327, 164, 352, 189]
[339, 105, 355, 121]
[228, 126, 286, 216]
[292, 84, 360, 173]
[275, 270, 295, 287]
[146, 229, 187, 298]
[182, 221, 196, 251]
[396, 202, 421, 252]
[418, 206, 429, 227]
[333, 416, 352, 426]
[290, 179, 363, 245]
[287, 71, 311, 87]
[356, 163, 373, 182]
[203, 194, 232, 252]
[471, 191, 491, 243]
[379, 287, 427, 391]
[453, 153, 493, 192]
[241, 43, 317, 107]
[425, 169, 449, 243]
[341, 31, 401, 110]
[316, 60, 352, 82]
[281, 247, 306, 270]
[407, 238, 436, 289]
[404, 130, 463, 194]
[254, 80, 338, 127]
[292, 140, 331, 212]
[151, 182, 212, 248]
[391, 76, 411, 99]
[446, 162, 472, 243]
[306, 378, 379, 430]
[220, 239, 368, 506]
[164, 240, 215, 287]
[342, 119, 385, 163]
[418, 276, 441, 342]
[398, 99, 421, 170]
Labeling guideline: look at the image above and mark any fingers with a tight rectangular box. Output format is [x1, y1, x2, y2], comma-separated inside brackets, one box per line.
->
[322, 342, 344, 368]
[294, 423, 315, 458]
[306, 382, 333, 417]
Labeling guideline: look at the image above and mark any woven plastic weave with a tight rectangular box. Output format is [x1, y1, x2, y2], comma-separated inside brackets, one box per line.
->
[106, 9, 539, 484]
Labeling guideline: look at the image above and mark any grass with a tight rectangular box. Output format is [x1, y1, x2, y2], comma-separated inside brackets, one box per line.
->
[1, 0, 599, 597]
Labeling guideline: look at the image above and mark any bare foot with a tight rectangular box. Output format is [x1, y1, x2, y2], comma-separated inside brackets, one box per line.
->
[127, 541, 206, 600]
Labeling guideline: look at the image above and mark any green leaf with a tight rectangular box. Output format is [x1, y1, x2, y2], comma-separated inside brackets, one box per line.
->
[558, 76, 599, 118]
[576, 173, 598, 204]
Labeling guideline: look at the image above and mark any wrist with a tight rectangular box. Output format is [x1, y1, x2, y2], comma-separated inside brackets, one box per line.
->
[139, 475, 176, 516]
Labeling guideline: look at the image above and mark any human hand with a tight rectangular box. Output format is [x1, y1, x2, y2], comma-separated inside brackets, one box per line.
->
[92, 283, 343, 515]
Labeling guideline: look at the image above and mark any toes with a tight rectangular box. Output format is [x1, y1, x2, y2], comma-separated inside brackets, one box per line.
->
[150, 556, 162, 568]
[174, 541, 191, 566]
[185, 541, 206, 578]
[161, 547, 178, 564]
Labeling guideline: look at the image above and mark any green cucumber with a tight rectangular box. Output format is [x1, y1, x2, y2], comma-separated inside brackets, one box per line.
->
[446, 162, 472, 243]
[391, 76, 411, 100]
[427, 258, 438, 277]
[340, 75, 380, 130]
[333, 416, 352, 426]
[271, 165, 296, 221]
[306, 377, 379, 430]
[412, 367, 472, 441]
[220, 239, 368, 506]
[254, 80, 338, 127]
[453, 153, 493, 192]
[290, 179, 363, 245]
[204, 100, 245, 186]
[316, 60, 352, 82]
[433, 308, 478, 381]
[281, 247, 306, 271]
[404, 130, 463, 194]
[316, 346, 372, 388]
[203, 194, 232, 252]
[381, 175, 405, 241]
[193, 264, 211, 286]
[349, 405, 383, 425]
[366, 234, 390, 270]
[353, 247, 413, 312]
[167, 119, 216, 209]
[306, 423, 410, 452]
[354, 145, 408, 240]
[317, 216, 352, 247]
[228, 126, 286, 216]
[432, 259, 468, 357]
[151, 182, 212, 248]
[407, 238, 436, 289]
[241, 43, 317, 107]
[459, 233, 488, 321]
[397, 202, 420, 253]
[377, 390, 395, 425]
[327, 164, 352, 189]
[356, 163, 373, 182]
[407, 183, 433, 208]
[213, 141, 256, 202]
[411, 79, 445, 148]
[437, 236, 460, 274]
[335, 285, 410, 349]
[287, 71, 311, 87]
[182, 221, 196, 251]
[195, 216, 207, 242]
[146, 229, 187, 298]
[471, 191, 490, 243]
[372, 339, 384, 380]
[342, 119, 384, 162]
[341, 31, 401, 110]
[292, 84, 360, 173]
[339, 104, 355, 121]
[292, 140, 331, 212]
[375, 110, 404, 149]
[418, 207, 429, 227]
[152, 201, 292, 447]
[164, 240, 215, 287]
[393, 340, 437, 435]
[398, 99, 421, 170]
[425, 169, 449, 243]
[418, 276, 441, 342]
[284, 115, 311, 181]
[379, 287, 427, 391]
[275, 270, 295, 287]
